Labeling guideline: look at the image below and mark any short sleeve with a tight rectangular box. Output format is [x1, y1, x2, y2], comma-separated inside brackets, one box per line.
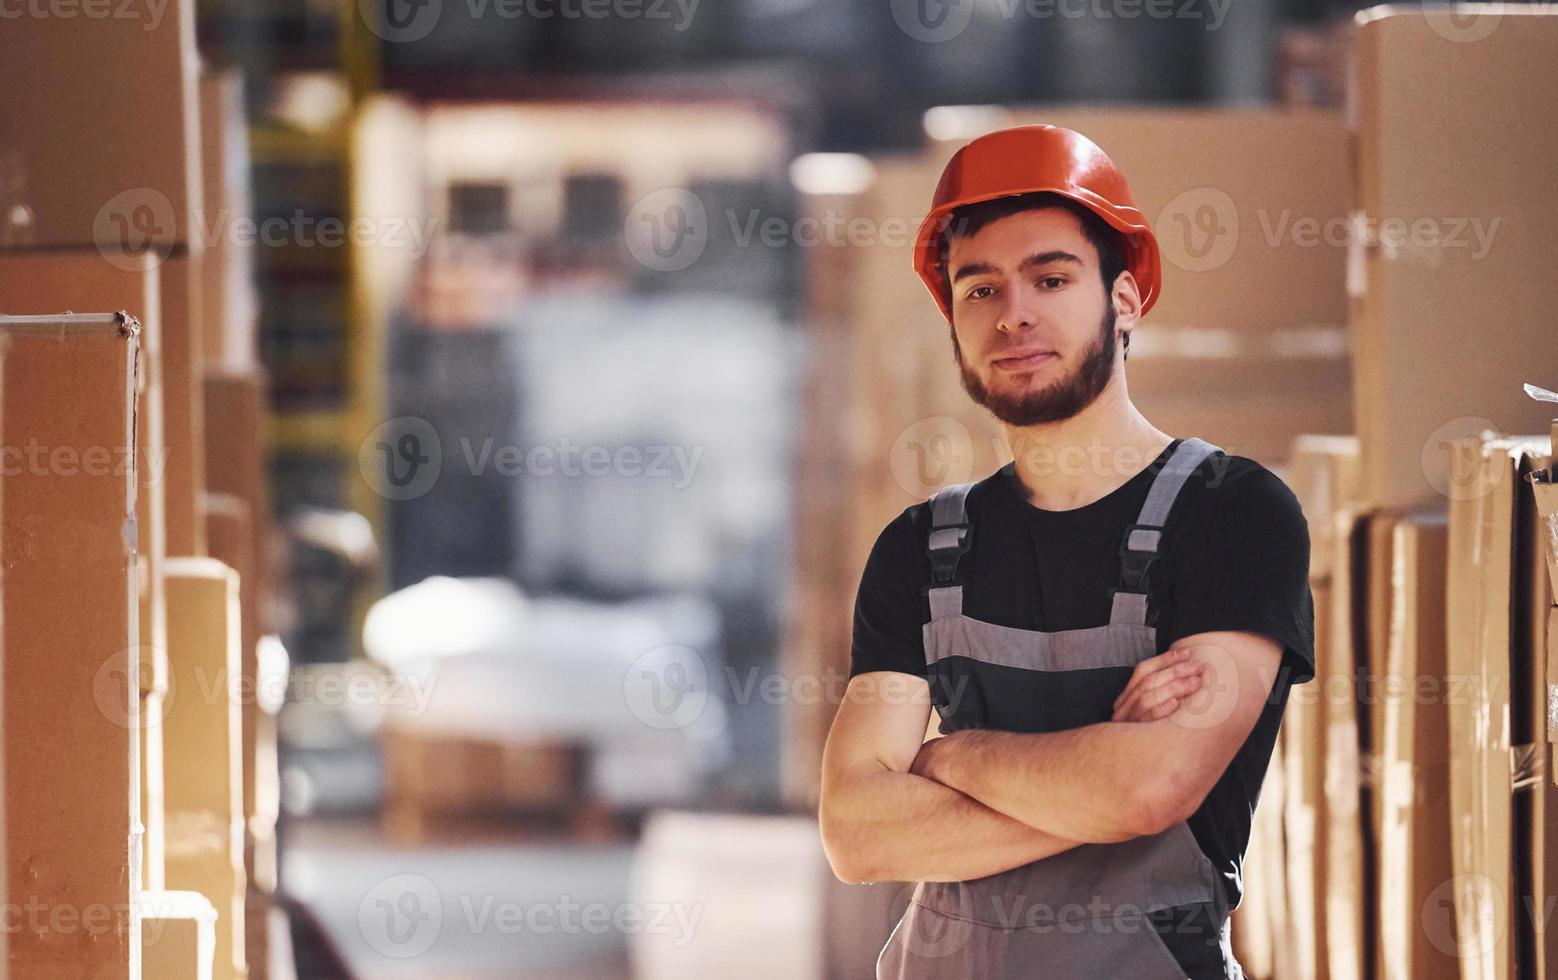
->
[849, 508, 930, 679]
[1163, 463, 1316, 686]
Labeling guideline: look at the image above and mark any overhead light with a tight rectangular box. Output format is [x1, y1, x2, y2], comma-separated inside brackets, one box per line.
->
[788, 153, 875, 197]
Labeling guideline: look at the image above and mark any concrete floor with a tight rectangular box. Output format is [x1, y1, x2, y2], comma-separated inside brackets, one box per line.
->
[283, 818, 636, 980]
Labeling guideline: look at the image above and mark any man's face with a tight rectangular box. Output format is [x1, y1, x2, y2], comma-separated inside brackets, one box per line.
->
[944, 206, 1126, 427]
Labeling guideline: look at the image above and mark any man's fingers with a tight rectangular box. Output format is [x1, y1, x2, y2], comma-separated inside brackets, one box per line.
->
[1113, 647, 1192, 712]
[1113, 662, 1207, 723]
[1113, 652, 1197, 716]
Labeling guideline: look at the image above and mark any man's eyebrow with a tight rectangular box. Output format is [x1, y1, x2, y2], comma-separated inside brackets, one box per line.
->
[950, 250, 1082, 284]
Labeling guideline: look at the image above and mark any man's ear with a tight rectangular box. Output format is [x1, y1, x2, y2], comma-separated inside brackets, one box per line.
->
[1112, 269, 1143, 324]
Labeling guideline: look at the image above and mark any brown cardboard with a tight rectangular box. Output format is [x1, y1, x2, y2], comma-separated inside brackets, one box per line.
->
[1288, 436, 1363, 584]
[0, 312, 141, 977]
[164, 558, 247, 980]
[1282, 574, 1330, 980]
[0, 0, 202, 250]
[1517, 452, 1558, 980]
[1377, 510, 1457, 980]
[164, 252, 208, 556]
[1532, 447, 1558, 607]
[1322, 508, 1371, 980]
[199, 68, 257, 373]
[205, 372, 273, 836]
[0, 254, 171, 891]
[1350, 8, 1558, 508]
[142, 889, 217, 980]
[1550, 609, 1558, 789]
[1444, 436, 1528, 980]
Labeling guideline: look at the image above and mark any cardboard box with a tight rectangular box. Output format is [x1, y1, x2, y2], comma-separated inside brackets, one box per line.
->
[142, 889, 218, 980]
[1377, 510, 1457, 980]
[1350, 8, 1558, 508]
[1443, 436, 1545, 979]
[164, 558, 247, 980]
[164, 252, 208, 556]
[205, 372, 274, 836]
[1517, 447, 1558, 980]
[1550, 609, 1558, 789]
[1279, 434, 1364, 980]
[0, 252, 171, 888]
[199, 68, 258, 373]
[1281, 578, 1329, 980]
[0, 0, 202, 250]
[1322, 508, 1372, 980]
[1531, 425, 1558, 606]
[0, 312, 141, 978]
[1287, 435, 1363, 581]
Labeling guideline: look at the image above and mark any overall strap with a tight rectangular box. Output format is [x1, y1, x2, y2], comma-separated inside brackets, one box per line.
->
[925, 480, 976, 620]
[1108, 438, 1223, 628]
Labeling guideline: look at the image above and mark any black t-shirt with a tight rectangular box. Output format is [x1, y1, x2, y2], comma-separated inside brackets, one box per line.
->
[850, 438, 1315, 917]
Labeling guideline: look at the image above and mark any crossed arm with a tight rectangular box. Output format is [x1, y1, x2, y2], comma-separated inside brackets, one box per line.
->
[818, 631, 1284, 885]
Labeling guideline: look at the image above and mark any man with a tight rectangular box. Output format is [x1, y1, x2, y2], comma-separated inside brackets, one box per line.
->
[817, 125, 1315, 979]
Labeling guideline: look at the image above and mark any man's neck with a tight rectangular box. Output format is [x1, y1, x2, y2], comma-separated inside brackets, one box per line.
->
[1002, 380, 1172, 512]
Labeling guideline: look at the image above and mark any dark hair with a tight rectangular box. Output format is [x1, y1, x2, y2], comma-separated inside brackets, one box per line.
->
[935, 192, 1128, 311]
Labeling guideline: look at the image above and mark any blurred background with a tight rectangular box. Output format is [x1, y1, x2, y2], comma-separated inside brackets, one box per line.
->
[3, 0, 1558, 978]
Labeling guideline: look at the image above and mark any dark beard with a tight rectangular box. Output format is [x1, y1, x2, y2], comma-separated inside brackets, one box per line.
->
[952, 305, 1119, 427]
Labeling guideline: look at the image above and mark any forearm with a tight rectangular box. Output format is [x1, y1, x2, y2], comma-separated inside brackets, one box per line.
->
[921, 724, 1165, 843]
[821, 761, 1083, 884]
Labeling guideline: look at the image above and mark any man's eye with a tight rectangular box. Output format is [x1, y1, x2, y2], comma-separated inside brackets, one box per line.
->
[1039, 276, 1066, 289]
[968, 286, 993, 300]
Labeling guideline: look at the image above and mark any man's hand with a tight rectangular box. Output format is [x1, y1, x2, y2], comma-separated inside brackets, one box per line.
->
[1111, 647, 1208, 723]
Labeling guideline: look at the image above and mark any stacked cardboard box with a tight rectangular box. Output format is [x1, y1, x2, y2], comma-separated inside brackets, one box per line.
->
[0, 253, 171, 890]
[142, 890, 219, 980]
[203, 371, 279, 977]
[164, 559, 248, 980]
[1375, 510, 1458, 980]
[1349, 8, 1558, 509]
[1281, 436, 1361, 980]
[1441, 435, 1558, 980]
[0, 313, 142, 978]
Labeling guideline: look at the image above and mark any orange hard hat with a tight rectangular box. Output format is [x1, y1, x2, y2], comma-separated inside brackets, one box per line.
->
[913, 125, 1162, 323]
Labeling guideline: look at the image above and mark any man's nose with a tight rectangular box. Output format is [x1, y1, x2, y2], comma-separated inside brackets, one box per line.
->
[996, 283, 1039, 333]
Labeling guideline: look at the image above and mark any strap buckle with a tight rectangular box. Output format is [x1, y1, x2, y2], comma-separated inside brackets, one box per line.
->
[928, 521, 972, 586]
[1117, 522, 1161, 593]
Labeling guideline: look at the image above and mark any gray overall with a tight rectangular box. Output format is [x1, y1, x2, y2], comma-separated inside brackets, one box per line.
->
[878, 438, 1238, 980]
